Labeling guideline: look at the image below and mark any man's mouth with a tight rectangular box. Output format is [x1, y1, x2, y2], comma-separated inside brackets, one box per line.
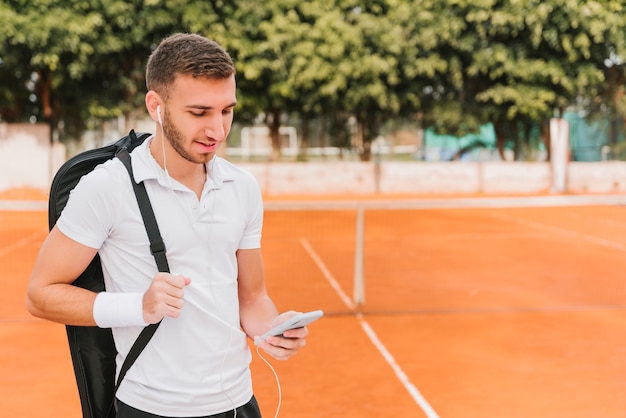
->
[196, 141, 217, 151]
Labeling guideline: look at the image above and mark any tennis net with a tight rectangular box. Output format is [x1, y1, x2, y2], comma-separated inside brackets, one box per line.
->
[4, 194, 626, 316]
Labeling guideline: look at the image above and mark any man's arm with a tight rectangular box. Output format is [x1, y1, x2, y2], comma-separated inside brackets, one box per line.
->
[27, 226, 191, 327]
[26, 225, 100, 326]
[237, 248, 308, 360]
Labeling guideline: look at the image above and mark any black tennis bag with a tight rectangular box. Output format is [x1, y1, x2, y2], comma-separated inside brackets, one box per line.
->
[48, 130, 166, 418]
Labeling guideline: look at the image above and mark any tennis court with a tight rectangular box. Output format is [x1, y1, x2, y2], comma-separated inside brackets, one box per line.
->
[2, 192, 626, 417]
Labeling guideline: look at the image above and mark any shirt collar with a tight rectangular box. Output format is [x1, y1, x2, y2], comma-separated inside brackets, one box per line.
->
[130, 136, 234, 190]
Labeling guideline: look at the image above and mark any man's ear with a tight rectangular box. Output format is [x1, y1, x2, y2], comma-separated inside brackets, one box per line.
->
[145, 91, 161, 123]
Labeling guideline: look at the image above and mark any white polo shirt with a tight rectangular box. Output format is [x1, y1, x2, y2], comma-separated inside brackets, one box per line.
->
[57, 137, 263, 416]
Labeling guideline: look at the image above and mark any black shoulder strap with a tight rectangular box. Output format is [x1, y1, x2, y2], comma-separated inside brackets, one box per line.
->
[106, 146, 169, 413]
[117, 147, 170, 273]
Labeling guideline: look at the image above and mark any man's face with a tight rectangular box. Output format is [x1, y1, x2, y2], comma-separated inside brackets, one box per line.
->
[161, 74, 237, 165]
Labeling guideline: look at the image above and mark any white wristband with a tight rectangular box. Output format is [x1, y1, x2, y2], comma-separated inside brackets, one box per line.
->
[93, 292, 148, 328]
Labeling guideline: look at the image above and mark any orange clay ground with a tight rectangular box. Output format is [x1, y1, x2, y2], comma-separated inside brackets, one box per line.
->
[2, 189, 626, 417]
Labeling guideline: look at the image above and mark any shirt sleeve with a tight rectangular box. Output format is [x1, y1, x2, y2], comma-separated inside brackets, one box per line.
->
[238, 172, 264, 250]
[56, 162, 120, 249]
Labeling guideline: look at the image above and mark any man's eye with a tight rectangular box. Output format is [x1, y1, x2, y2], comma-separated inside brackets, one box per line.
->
[191, 111, 206, 117]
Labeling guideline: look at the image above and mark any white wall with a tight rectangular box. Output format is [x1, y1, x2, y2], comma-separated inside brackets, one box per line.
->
[238, 160, 626, 196]
[2, 123, 626, 197]
[0, 123, 65, 193]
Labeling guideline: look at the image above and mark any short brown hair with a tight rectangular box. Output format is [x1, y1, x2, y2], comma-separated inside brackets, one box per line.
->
[146, 33, 235, 99]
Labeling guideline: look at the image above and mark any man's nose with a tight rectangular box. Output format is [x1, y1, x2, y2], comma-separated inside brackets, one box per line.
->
[205, 115, 226, 141]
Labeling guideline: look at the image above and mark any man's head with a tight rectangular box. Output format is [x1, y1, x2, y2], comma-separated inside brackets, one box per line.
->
[146, 33, 235, 100]
[145, 34, 238, 166]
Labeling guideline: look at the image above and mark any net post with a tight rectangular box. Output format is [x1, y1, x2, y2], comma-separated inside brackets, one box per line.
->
[353, 203, 365, 305]
[550, 117, 569, 193]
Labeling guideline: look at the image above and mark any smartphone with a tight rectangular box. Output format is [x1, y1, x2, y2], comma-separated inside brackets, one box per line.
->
[254, 310, 324, 345]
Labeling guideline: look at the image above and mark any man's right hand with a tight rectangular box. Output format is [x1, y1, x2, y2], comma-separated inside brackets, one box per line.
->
[142, 273, 191, 324]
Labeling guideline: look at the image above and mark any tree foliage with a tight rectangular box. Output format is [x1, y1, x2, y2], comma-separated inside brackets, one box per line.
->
[1, 0, 624, 161]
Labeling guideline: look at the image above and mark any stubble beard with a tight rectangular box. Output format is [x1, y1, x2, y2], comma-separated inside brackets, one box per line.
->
[162, 109, 212, 165]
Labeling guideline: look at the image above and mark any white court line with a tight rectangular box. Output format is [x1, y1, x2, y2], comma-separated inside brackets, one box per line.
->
[488, 211, 626, 253]
[299, 238, 440, 418]
[265, 194, 626, 211]
[0, 200, 47, 211]
[0, 230, 46, 258]
[299, 239, 355, 311]
[359, 317, 440, 418]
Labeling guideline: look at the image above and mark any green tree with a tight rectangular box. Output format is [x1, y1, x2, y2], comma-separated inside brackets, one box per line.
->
[213, 0, 306, 161]
[289, 0, 410, 161]
[0, 0, 102, 136]
[0, 0, 192, 141]
[406, 0, 626, 161]
[1, 0, 624, 162]
[221, 0, 409, 161]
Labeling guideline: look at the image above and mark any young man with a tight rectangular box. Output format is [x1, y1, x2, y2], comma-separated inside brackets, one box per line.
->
[26, 33, 308, 418]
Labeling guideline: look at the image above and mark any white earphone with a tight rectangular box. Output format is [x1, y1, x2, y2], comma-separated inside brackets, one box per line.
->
[157, 105, 163, 125]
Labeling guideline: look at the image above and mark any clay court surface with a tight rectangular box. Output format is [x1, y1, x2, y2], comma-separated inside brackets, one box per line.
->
[2, 189, 626, 417]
